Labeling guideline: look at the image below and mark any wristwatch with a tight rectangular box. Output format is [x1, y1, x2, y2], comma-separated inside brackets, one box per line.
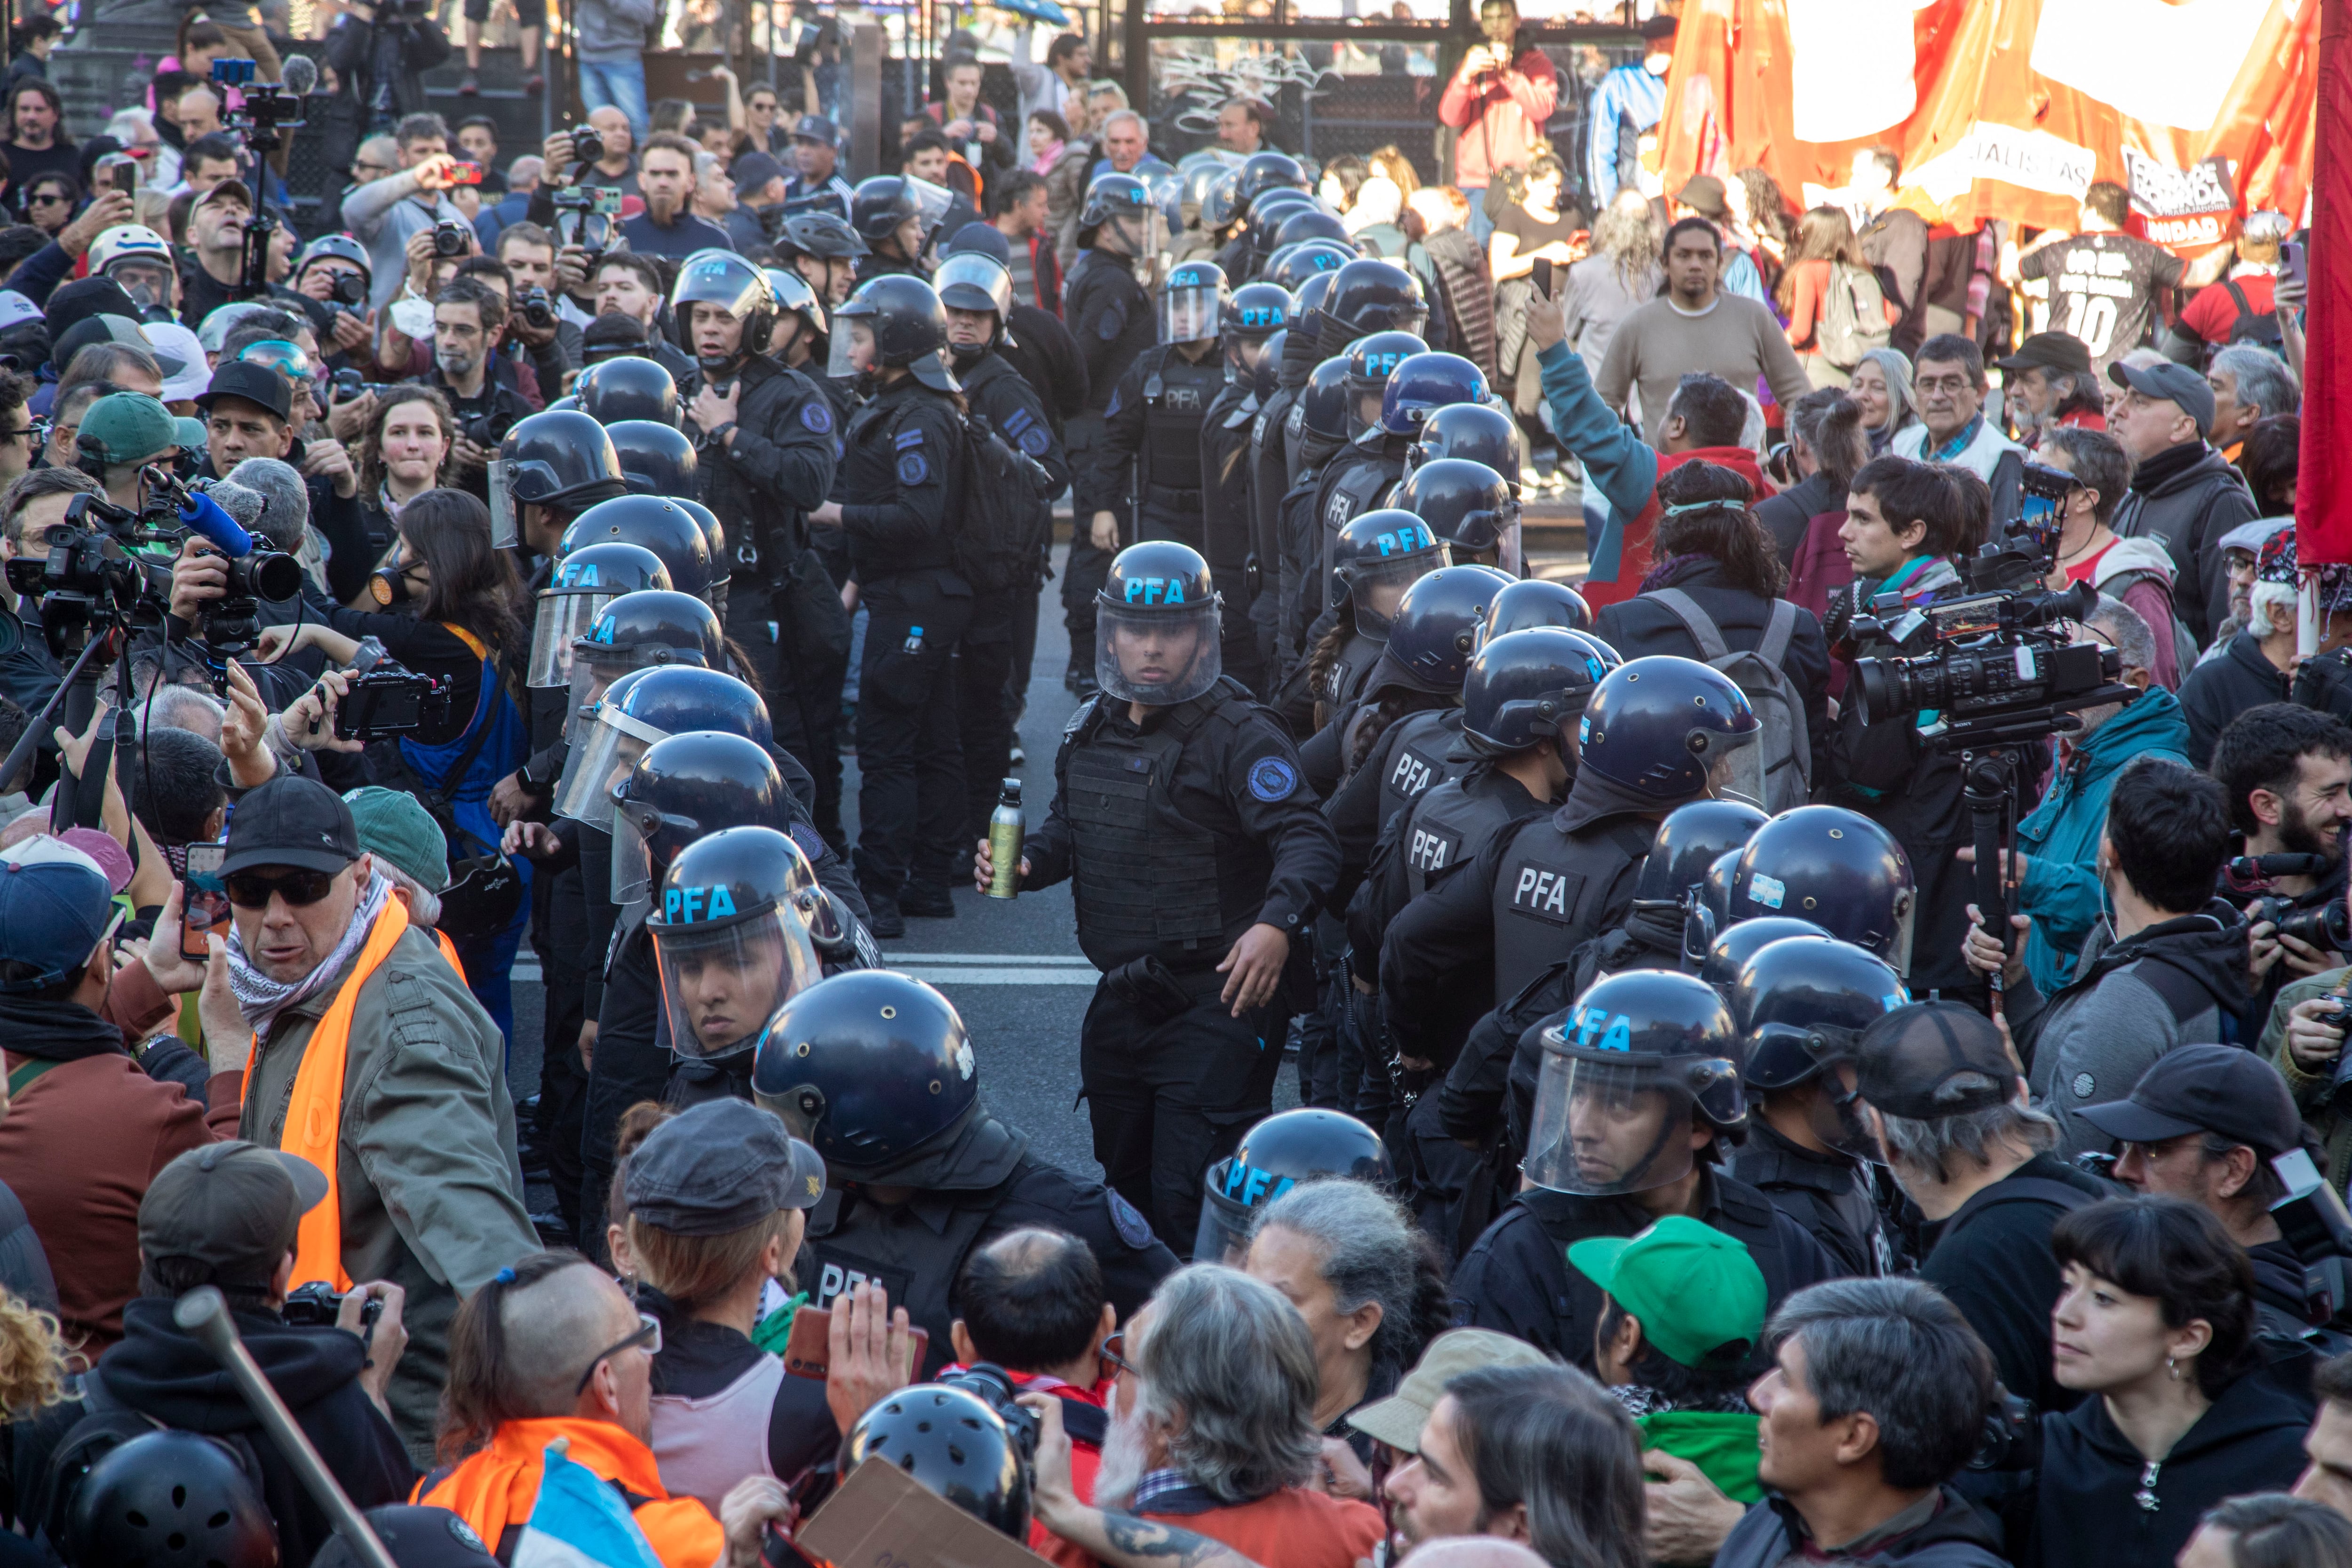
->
[707, 421, 738, 445]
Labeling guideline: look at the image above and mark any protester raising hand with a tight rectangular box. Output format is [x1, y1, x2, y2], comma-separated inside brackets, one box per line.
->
[824, 1280, 918, 1435]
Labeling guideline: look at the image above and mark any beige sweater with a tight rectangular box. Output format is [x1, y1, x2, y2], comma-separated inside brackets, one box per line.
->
[1595, 293, 1815, 444]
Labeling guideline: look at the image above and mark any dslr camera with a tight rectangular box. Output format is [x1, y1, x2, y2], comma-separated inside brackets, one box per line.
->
[567, 125, 605, 167]
[326, 270, 368, 308]
[331, 367, 391, 404]
[514, 283, 556, 332]
[282, 1280, 384, 1331]
[934, 1362, 1041, 1463]
[432, 218, 473, 259]
[462, 408, 516, 449]
[2249, 895, 2352, 955]
[330, 637, 453, 742]
[1850, 462, 2138, 750]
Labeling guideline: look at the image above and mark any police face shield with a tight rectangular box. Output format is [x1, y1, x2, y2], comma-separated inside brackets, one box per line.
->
[653, 908, 822, 1061]
[1445, 498, 1523, 576]
[1105, 207, 1172, 263]
[1703, 730, 1766, 811]
[1159, 284, 1222, 346]
[554, 702, 663, 827]
[1192, 1157, 1258, 1265]
[1525, 1045, 1739, 1197]
[487, 459, 518, 549]
[1096, 598, 1222, 706]
[566, 648, 639, 744]
[1342, 546, 1450, 637]
[528, 586, 616, 688]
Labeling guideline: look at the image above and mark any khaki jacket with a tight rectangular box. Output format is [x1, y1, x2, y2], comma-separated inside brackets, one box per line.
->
[2261, 965, 2352, 1195]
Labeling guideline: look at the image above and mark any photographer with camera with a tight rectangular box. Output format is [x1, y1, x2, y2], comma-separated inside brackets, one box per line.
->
[75, 389, 186, 511]
[292, 233, 381, 372]
[66, 1141, 415, 1566]
[338, 114, 470, 318]
[0, 467, 85, 715]
[1820, 454, 1987, 997]
[1964, 757, 2246, 1159]
[320, 0, 452, 149]
[421, 279, 531, 496]
[2215, 704, 2352, 1025]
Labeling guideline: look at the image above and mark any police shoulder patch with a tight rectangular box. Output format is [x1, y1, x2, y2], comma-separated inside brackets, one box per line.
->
[894, 427, 925, 450]
[1106, 1190, 1155, 1249]
[1018, 425, 1049, 456]
[1065, 695, 1098, 736]
[801, 401, 833, 434]
[1247, 755, 1297, 802]
[1097, 300, 1127, 339]
[897, 451, 931, 485]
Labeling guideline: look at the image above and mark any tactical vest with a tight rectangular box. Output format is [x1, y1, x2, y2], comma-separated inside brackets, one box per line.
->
[798, 1185, 1001, 1381]
[1405, 770, 1522, 900]
[1251, 389, 1295, 578]
[1728, 1138, 1896, 1279]
[1063, 684, 1276, 972]
[1320, 452, 1406, 606]
[1201, 386, 1257, 582]
[1136, 347, 1222, 541]
[1324, 629, 1386, 714]
[1487, 814, 1656, 1002]
[1375, 708, 1468, 830]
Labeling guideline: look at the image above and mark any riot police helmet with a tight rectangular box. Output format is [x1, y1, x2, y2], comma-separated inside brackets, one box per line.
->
[1331, 509, 1449, 637]
[1633, 799, 1771, 910]
[670, 496, 726, 584]
[651, 826, 829, 1061]
[1160, 260, 1229, 345]
[1698, 915, 1834, 994]
[1375, 564, 1509, 693]
[1299, 355, 1355, 443]
[1223, 282, 1291, 381]
[1382, 351, 1488, 435]
[1234, 151, 1312, 211]
[1096, 540, 1222, 705]
[1460, 627, 1614, 755]
[832, 274, 957, 393]
[839, 1385, 1030, 1538]
[1187, 160, 1238, 228]
[1246, 186, 1316, 232]
[1292, 269, 1337, 325]
[612, 731, 784, 907]
[1476, 578, 1592, 646]
[1266, 240, 1352, 293]
[1311, 257, 1428, 347]
[1577, 656, 1763, 805]
[779, 210, 871, 259]
[1253, 328, 1288, 400]
[1398, 457, 1521, 573]
[1526, 970, 1747, 1197]
[1199, 166, 1243, 233]
[525, 541, 671, 690]
[1342, 329, 1427, 400]
[934, 251, 1014, 322]
[605, 418, 698, 500]
[1273, 207, 1354, 253]
[560, 493, 714, 599]
[574, 355, 680, 427]
[489, 409, 629, 549]
[66, 1429, 278, 1568]
[557, 663, 771, 828]
[1729, 805, 1918, 975]
[1194, 1107, 1391, 1263]
[566, 588, 727, 741]
[850, 174, 923, 242]
[669, 249, 777, 358]
[1404, 402, 1524, 494]
[765, 266, 829, 348]
[1734, 934, 1909, 1094]
[1077, 172, 1163, 256]
[752, 970, 978, 1173]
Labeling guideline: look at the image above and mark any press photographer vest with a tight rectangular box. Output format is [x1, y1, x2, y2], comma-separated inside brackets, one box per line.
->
[1486, 814, 1655, 1003]
[1405, 771, 1520, 900]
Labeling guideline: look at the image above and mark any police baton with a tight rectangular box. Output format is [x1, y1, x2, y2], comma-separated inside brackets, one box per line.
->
[175, 1286, 403, 1568]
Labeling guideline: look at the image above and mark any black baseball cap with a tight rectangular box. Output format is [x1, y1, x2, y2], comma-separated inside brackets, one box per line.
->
[1854, 1001, 2021, 1120]
[222, 774, 363, 877]
[791, 114, 838, 145]
[2076, 1044, 2302, 1154]
[196, 358, 294, 424]
[623, 1099, 827, 1235]
[1994, 331, 2093, 377]
[138, 1140, 329, 1290]
[2107, 357, 2217, 437]
[315, 1507, 498, 1568]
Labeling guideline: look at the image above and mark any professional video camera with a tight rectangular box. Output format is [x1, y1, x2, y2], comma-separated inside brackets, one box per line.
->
[209, 58, 318, 301]
[1848, 461, 2143, 997]
[0, 492, 161, 659]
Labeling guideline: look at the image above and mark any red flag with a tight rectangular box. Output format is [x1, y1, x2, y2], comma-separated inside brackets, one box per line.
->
[2298, 0, 2352, 565]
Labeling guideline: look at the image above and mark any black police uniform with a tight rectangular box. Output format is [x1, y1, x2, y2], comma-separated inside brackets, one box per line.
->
[1061, 247, 1157, 676]
[1449, 1165, 1839, 1370]
[797, 1106, 1180, 1380]
[955, 348, 1069, 843]
[681, 354, 850, 841]
[1248, 380, 1303, 684]
[1201, 378, 1267, 697]
[1094, 342, 1224, 556]
[1311, 430, 1414, 613]
[1021, 678, 1341, 1249]
[840, 376, 975, 904]
[1728, 1121, 1904, 1279]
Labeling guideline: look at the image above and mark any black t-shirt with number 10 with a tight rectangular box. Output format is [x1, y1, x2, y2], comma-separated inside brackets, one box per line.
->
[2018, 231, 2186, 375]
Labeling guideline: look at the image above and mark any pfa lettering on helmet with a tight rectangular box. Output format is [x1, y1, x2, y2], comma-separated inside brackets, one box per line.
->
[1219, 1159, 1297, 1207]
[1170, 264, 1215, 289]
[1123, 575, 1187, 606]
[589, 612, 620, 645]
[1239, 303, 1285, 329]
[661, 883, 740, 923]
[1377, 522, 1438, 558]
[1569, 1003, 1635, 1053]
[557, 559, 603, 589]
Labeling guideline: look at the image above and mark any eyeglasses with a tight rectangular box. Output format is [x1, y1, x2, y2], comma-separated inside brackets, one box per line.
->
[1915, 374, 1976, 396]
[574, 1312, 662, 1394]
[0, 422, 33, 446]
[26, 191, 68, 206]
[224, 868, 339, 908]
[1099, 1330, 1136, 1380]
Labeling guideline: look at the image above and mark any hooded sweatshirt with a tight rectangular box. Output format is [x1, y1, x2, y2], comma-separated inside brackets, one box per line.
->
[2012, 685, 2193, 993]
[97, 1297, 415, 1568]
[2029, 1371, 2309, 1568]
[2009, 899, 2253, 1158]
[2082, 533, 2190, 691]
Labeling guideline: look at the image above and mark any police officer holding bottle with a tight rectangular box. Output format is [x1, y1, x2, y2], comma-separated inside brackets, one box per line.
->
[974, 541, 1339, 1251]
[810, 274, 972, 938]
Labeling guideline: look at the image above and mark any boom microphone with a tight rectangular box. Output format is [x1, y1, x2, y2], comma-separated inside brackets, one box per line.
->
[281, 53, 318, 95]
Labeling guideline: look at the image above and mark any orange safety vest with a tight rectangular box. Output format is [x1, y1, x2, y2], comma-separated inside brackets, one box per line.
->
[280, 897, 411, 1291]
[435, 929, 466, 984]
[416, 1417, 724, 1568]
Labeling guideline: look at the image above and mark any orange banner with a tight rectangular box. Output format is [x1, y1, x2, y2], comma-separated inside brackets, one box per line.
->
[1657, 0, 2320, 249]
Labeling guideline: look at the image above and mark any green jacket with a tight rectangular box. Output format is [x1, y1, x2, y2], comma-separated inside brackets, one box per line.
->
[1637, 1410, 1764, 1503]
[239, 920, 539, 1464]
[2260, 966, 2352, 1195]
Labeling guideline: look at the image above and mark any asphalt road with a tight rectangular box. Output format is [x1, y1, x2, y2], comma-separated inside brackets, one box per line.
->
[506, 543, 1302, 1206]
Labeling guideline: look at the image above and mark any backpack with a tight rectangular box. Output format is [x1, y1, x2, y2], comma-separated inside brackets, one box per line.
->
[896, 404, 1053, 598]
[1817, 261, 1893, 370]
[2098, 564, 2201, 686]
[2220, 277, 2285, 353]
[1647, 589, 1813, 812]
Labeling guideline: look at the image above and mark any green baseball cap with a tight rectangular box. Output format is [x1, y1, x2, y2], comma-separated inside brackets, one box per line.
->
[342, 786, 451, 892]
[1567, 1216, 1767, 1370]
[76, 391, 182, 466]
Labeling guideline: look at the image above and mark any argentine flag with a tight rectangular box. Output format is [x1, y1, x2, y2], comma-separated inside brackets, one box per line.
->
[512, 1442, 666, 1568]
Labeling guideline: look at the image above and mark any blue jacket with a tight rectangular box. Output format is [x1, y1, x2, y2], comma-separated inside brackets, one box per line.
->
[2015, 685, 2192, 992]
[1535, 340, 1657, 577]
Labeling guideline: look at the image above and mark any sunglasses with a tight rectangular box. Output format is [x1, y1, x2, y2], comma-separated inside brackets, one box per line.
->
[574, 1312, 662, 1394]
[224, 868, 339, 908]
